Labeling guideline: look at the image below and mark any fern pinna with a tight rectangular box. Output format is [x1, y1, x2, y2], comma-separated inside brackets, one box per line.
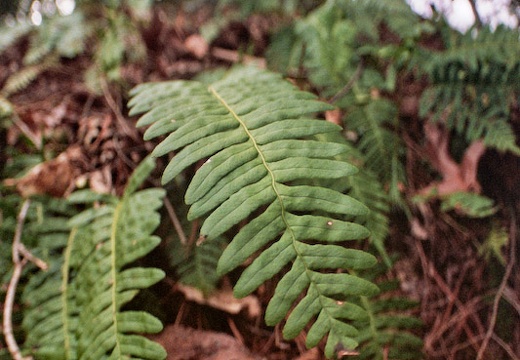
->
[22, 157, 167, 360]
[129, 66, 379, 357]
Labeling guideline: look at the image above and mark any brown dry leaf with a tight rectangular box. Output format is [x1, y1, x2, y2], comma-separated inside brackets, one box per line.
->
[419, 122, 485, 196]
[325, 108, 342, 126]
[294, 348, 320, 360]
[211, 47, 266, 68]
[89, 166, 113, 194]
[184, 34, 209, 59]
[150, 325, 260, 360]
[4, 145, 82, 198]
[176, 283, 261, 318]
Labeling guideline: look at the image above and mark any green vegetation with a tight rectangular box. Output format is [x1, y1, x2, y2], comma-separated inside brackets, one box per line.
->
[1, 0, 518, 359]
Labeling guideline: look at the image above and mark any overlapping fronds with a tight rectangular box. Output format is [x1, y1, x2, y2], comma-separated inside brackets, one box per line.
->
[22, 157, 167, 360]
[129, 66, 380, 357]
[345, 99, 406, 206]
[352, 264, 423, 360]
[418, 25, 520, 155]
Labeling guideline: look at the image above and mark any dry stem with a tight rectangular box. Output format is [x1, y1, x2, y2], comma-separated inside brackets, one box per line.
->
[476, 210, 517, 360]
[3, 199, 33, 360]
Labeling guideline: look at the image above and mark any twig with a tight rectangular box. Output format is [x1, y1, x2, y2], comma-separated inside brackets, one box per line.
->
[3, 199, 33, 360]
[100, 77, 139, 141]
[491, 333, 520, 360]
[467, 0, 483, 29]
[163, 196, 188, 245]
[328, 60, 364, 104]
[211, 47, 266, 68]
[18, 243, 48, 270]
[476, 210, 517, 360]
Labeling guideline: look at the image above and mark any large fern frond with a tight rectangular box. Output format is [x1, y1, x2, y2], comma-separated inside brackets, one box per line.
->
[129, 66, 380, 357]
[22, 157, 167, 360]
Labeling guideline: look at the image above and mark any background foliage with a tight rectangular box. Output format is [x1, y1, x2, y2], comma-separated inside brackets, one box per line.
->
[1, 0, 519, 359]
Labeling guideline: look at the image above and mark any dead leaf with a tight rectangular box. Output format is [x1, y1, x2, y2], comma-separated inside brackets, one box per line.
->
[176, 283, 261, 318]
[4, 145, 82, 198]
[418, 122, 485, 197]
[294, 348, 320, 360]
[184, 34, 209, 59]
[150, 325, 260, 360]
[89, 166, 113, 194]
[325, 108, 342, 126]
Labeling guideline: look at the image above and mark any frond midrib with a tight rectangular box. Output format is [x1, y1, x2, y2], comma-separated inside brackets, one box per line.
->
[208, 83, 333, 324]
[62, 228, 76, 359]
[110, 201, 123, 357]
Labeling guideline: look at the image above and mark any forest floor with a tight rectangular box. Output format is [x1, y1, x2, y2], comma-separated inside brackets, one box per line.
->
[1, 3, 519, 360]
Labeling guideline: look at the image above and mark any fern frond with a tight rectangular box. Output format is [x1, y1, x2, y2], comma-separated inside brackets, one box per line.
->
[0, 21, 33, 53]
[417, 25, 520, 155]
[1, 62, 55, 98]
[130, 66, 380, 357]
[22, 157, 167, 360]
[0, 95, 14, 119]
[440, 191, 496, 218]
[345, 99, 407, 206]
[352, 264, 423, 360]
[171, 236, 227, 296]
[23, 12, 89, 65]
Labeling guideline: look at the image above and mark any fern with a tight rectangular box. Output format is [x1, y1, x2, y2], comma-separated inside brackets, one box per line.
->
[171, 236, 227, 296]
[129, 66, 380, 357]
[0, 21, 33, 53]
[439, 191, 496, 218]
[22, 157, 167, 360]
[345, 99, 406, 207]
[23, 12, 89, 65]
[1, 61, 56, 98]
[417, 25, 520, 155]
[352, 263, 423, 360]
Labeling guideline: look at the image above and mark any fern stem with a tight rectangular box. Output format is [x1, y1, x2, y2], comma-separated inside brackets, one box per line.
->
[328, 59, 364, 104]
[62, 228, 76, 359]
[208, 84, 343, 341]
[110, 201, 124, 357]
[207, 84, 308, 252]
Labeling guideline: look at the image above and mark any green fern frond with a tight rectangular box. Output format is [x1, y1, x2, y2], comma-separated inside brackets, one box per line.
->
[479, 221, 508, 265]
[0, 21, 33, 53]
[129, 66, 380, 357]
[440, 191, 496, 218]
[352, 265, 423, 360]
[315, 132, 392, 267]
[0, 95, 14, 119]
[417, 25, 520, 155]
[22, 157, 167, 360]
[23, 12, 89, 65]
[334, 0, 421, 40]
[345, 99, 407, 206]
[171, 236, 227, 296]
[1, 62, 56, 98]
